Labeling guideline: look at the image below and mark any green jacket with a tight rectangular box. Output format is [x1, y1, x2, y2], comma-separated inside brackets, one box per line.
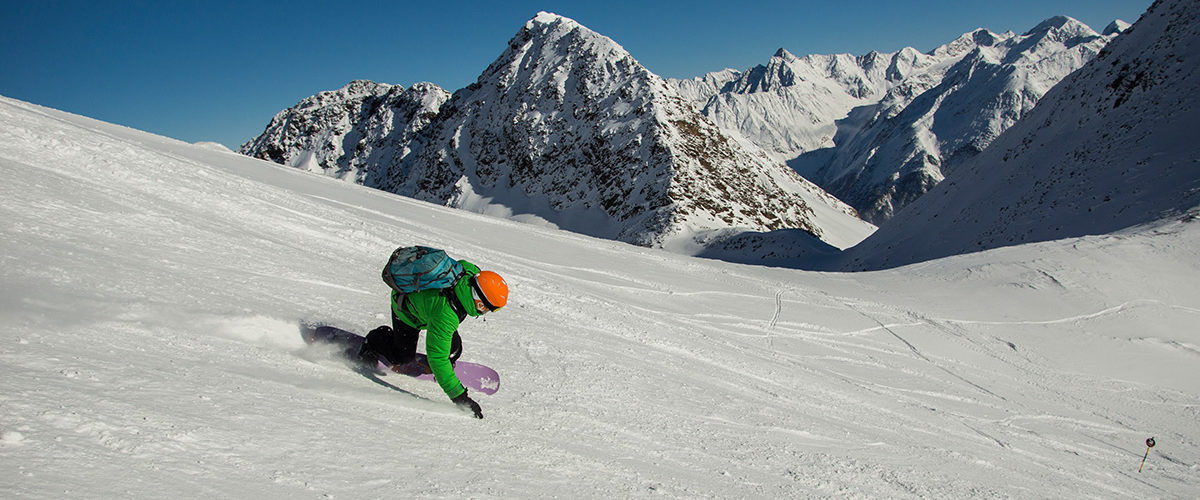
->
[390, 260, 483, 399]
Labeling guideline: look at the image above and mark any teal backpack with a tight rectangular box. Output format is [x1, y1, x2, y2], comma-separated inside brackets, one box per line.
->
[381, 246, 465, 294]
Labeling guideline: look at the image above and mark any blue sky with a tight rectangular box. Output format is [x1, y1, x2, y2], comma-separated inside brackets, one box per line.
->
[1, 1, 1151, 149]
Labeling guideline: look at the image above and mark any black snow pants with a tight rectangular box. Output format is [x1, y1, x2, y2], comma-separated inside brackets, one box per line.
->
[360, 308, 462, 365]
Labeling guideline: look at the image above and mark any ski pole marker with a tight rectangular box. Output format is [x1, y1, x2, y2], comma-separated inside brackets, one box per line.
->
[1139, 437, 1156, 473]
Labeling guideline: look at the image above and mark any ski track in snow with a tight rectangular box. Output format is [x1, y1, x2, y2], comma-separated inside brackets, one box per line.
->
[2, 95, 1199, 497]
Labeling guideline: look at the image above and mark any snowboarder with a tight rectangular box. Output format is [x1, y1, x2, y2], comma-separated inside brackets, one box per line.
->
[359, 260, 508, 419]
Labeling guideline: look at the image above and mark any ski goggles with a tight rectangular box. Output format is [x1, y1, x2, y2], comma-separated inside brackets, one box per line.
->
[470, 285, 496, 314]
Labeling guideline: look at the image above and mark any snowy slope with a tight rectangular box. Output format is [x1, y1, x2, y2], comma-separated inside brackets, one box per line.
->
[2, 95, 1199, 497]
[242, 13, 874, 256]
[838, 0, 1200, 271]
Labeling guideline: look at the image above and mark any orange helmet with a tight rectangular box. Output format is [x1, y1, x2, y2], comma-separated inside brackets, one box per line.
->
[470, 271, 508, 312]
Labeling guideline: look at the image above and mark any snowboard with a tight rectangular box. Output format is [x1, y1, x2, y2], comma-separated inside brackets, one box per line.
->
[300, 324, 500, 395]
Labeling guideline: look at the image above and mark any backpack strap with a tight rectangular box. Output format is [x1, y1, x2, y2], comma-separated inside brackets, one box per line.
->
[443, 287, 468, 321]
[394, 292, 420, 326]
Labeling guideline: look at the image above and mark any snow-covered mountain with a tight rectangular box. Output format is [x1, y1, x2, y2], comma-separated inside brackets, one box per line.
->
[240, 80, 450, 189]
[1104, 19, 1133, 35]
[241, 12, 873, 254]
[673, 17, 1123, 224]
[4, 90, 1200, 497]
[671, 46, 937, 162]
[837, 0, 1199, 271]
[671, 67, 742, 103]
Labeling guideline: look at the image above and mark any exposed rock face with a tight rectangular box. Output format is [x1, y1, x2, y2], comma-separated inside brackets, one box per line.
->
[241, 80, 450, 189]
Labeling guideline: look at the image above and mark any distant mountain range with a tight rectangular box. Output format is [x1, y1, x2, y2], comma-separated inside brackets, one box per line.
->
[241, 12, 872, 254]
[670, 16, 1124, 224]
[241, 9, 1174, 266]
[834, 0, 1200, 270]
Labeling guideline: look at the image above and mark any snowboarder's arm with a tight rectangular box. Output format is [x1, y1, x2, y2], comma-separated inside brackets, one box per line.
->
[425, 309, 466, 399]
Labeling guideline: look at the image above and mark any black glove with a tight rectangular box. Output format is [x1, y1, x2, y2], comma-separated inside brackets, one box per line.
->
[452, 390, 483, 419]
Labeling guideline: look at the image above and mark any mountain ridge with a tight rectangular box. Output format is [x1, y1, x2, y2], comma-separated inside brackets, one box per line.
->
[833, 0, 1199, 270]
[671, 16, 1124, 224]
[242, 12, 873, 254]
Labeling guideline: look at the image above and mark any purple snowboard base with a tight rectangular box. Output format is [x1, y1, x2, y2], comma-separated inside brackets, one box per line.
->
[394, 354, 500, 395]
[301, 324, 500, 395]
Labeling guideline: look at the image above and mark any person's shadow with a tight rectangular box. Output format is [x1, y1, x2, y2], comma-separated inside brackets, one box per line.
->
[350, 364, 441, 404]
[300, 323, 433, 402]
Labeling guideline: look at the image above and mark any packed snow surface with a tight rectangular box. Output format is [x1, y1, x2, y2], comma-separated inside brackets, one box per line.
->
[2, 96, 1198, 497]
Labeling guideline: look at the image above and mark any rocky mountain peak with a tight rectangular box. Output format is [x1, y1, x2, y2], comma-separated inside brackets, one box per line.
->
[406, 13, 870, 250]
[239, 81, 449, 186]
[240, 12, 873, 255]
